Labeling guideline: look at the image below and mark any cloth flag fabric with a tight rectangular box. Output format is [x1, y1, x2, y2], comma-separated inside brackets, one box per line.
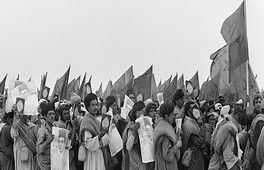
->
[51, 67, 70, 100]
[177, 74, 185, 91]
[133, 66, 153, 101]
[112, 66, 134, 95]
[125, 66, 134, 84]
[221, 1, 248, 81]
[102, 80, 113, 101]
[210, 45, 230, 94]
[95, 83, 103, 98]
[151, 73, 158, 101]
[189, 71, 200, 90]
[0, 74, 7, 95]
[66, 79, 76, 100]
[111, 77, 134, 103]
[73, 76, 81, 95]
[158, 76, 172, 93]
[163, 74, 178, 103]
[79, 73, 86, 100]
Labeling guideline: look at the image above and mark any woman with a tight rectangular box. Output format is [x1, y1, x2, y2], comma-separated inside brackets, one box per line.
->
[181, 101, 205, 170]
[122, 101, 145, 170]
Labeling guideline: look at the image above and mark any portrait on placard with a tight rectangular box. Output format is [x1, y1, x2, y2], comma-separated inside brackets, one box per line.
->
[16, 97, 25, 115]
[51, 127, 70, 170]
[101, 114, 111, 131]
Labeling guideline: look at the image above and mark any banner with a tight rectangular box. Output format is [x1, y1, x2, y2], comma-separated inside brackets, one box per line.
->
[136, 116, 154, 163]
[51, 127, 70, 170]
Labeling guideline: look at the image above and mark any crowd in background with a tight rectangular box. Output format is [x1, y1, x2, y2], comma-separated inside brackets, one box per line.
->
[1, 88, 264, 170]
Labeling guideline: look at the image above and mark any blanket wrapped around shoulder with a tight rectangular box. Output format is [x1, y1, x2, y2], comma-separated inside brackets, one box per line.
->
[153, 120, 177, 154]
[256, 126, 264, 166]
[249, 114, 264, 147]
[211, 117, 237, 155]
[79, 113, 101, 142]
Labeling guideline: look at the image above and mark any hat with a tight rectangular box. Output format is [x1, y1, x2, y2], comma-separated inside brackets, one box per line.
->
[220, 105, 230, 116]
[70, 93, 81, 104]
[144, 99, 153, 106]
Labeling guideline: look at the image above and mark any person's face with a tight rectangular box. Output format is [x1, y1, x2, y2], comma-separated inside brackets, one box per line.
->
[61, 109, 70, 122]
[165, 113, 174, 124]
[149, 108, 156, 118]
[208, 116, 216, 126]
[58, 137, 66, 153]
[254, 98, 262, 109]
[88, 100, 99, 116]
[128, 94, 136, 103]
[45, 110, 55, 124]
[20, 115, 29, 124]
[176, 98, 184, 108]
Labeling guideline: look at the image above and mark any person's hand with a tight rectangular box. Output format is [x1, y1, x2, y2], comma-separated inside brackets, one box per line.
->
[176, 140, 182, 148]
[131, 122, 140, 131]
[47, 134, 54, 143]
[98, 128, 108, 140]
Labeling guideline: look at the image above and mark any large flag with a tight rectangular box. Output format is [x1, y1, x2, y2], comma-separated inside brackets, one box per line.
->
[85, 76, 92, 95]
[102, 80, 113, 101]
[200, 77, 218, 101]
[177, 74, 185, 91]
[79, 73, 86, 100]
[210, 45, 230, 94]
[151, 73, 158, 101]
[133, 66, 154, 101]
[73, 76, 81, 95]
[51, 67, 71, 100]
[189, 71, 200, 90]
[0, 74, 7, 95]
[125, 66, 134, 84]
[158, 76, 172, 93]
[221, 1, 248, 81]
[66, 79, 76, 100]
[163, 74, 178, 103]
[96, 83, 103, 98]
[112, 77, 134, 103]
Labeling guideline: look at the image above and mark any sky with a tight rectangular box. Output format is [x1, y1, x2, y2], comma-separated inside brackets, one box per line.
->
[0, 0, 263, 93]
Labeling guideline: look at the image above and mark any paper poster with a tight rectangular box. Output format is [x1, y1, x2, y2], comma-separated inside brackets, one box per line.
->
[101, 114, 111, 131]
[108, 124, 123, 157]
[6, 79, 38, 115]
[42, 86, 50, 100]
[136, 116, 154, 163]
[16, 98, 25, 115]
[121, 95, 134, 119]
[157, 93, 164, 105]
[51, 127, 70, 170]
[175, 118, 182, 136]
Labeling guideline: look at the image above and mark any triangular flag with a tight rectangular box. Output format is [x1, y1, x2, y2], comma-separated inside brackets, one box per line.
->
[79, 73, 87, 100]
[96, 83, 103, 98]
[189, 71, 200, 90]
[177, 74, 185, 91]
[102, 80, 113, 101]
[163, 74, 178, 103]
[0, 74, 7, 95]
[73, 76, 81, 95]
[66, 79, 76, 100]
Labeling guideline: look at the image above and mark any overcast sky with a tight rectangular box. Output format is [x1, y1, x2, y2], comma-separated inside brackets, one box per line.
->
[0, 0, 263, 92]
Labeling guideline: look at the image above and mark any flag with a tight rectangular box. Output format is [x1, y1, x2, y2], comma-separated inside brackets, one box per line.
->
[157, 81, 162, 93]
[133, 66, 153, 101]
[16, 74, 19, 80]
[210, 45, 230, 94]
[125, 66, 134, 84]
[189, 71, 200, 90]
[79, 73, 87, 100]
[231, 62, 259, 107]
[200, 78, 218, 101]
[102, 80, 113, 101]
[158, 76, 172, 93]
[96, 83, 103, 98]
[28, 77, 32, 82]
[177, 74, 185, 91]
[85, 76, 92, 95]
[66, 79, 76, 100]
[151, 73, 158, 101]
[0, 74, 7, 95]
[111, 77, 134, 103]
[39, 73, 48, 99]
[112, 66, 133, 94]
[163, 74, 178, 103]
[51, 67, 70, 100]
[73, 76, 81, 94]
[221, 1, 248, 80]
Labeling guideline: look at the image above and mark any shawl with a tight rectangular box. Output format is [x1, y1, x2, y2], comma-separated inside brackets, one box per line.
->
[249, 114, 264, 147]
[257, 126, 264, 166]
[182, 117, 200, 153]
[153, 120, 177, 154]
[79, 113, 101, 143]
[17, 120, 37, 154]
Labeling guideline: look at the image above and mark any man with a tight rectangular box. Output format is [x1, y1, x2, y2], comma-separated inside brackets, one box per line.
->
[126, 90, 136, 103]
[153, 102, 182, 170]
[55, 104, 79, 170]
[242, 94, 264, 170]
[36, 102, 56, 170]
[0, 111, 15, 170]
[209, 106, 244, 170]
[11, 109, 39, 170]
[79, 93, 109, 170]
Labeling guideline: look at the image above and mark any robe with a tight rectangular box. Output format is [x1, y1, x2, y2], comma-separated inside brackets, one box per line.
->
[11, 121, 39, 170]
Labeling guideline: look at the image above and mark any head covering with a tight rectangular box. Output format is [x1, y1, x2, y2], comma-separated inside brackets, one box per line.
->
[220, 105, 230, 116]
[144, 99, 153, 106]
[214, 103, 222, 111]
[70, 92, 81, 104]
[41, 102, 55, 116]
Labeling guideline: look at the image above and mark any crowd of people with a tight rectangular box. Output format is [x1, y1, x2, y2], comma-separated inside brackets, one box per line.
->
[1, 88, 264, 170]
